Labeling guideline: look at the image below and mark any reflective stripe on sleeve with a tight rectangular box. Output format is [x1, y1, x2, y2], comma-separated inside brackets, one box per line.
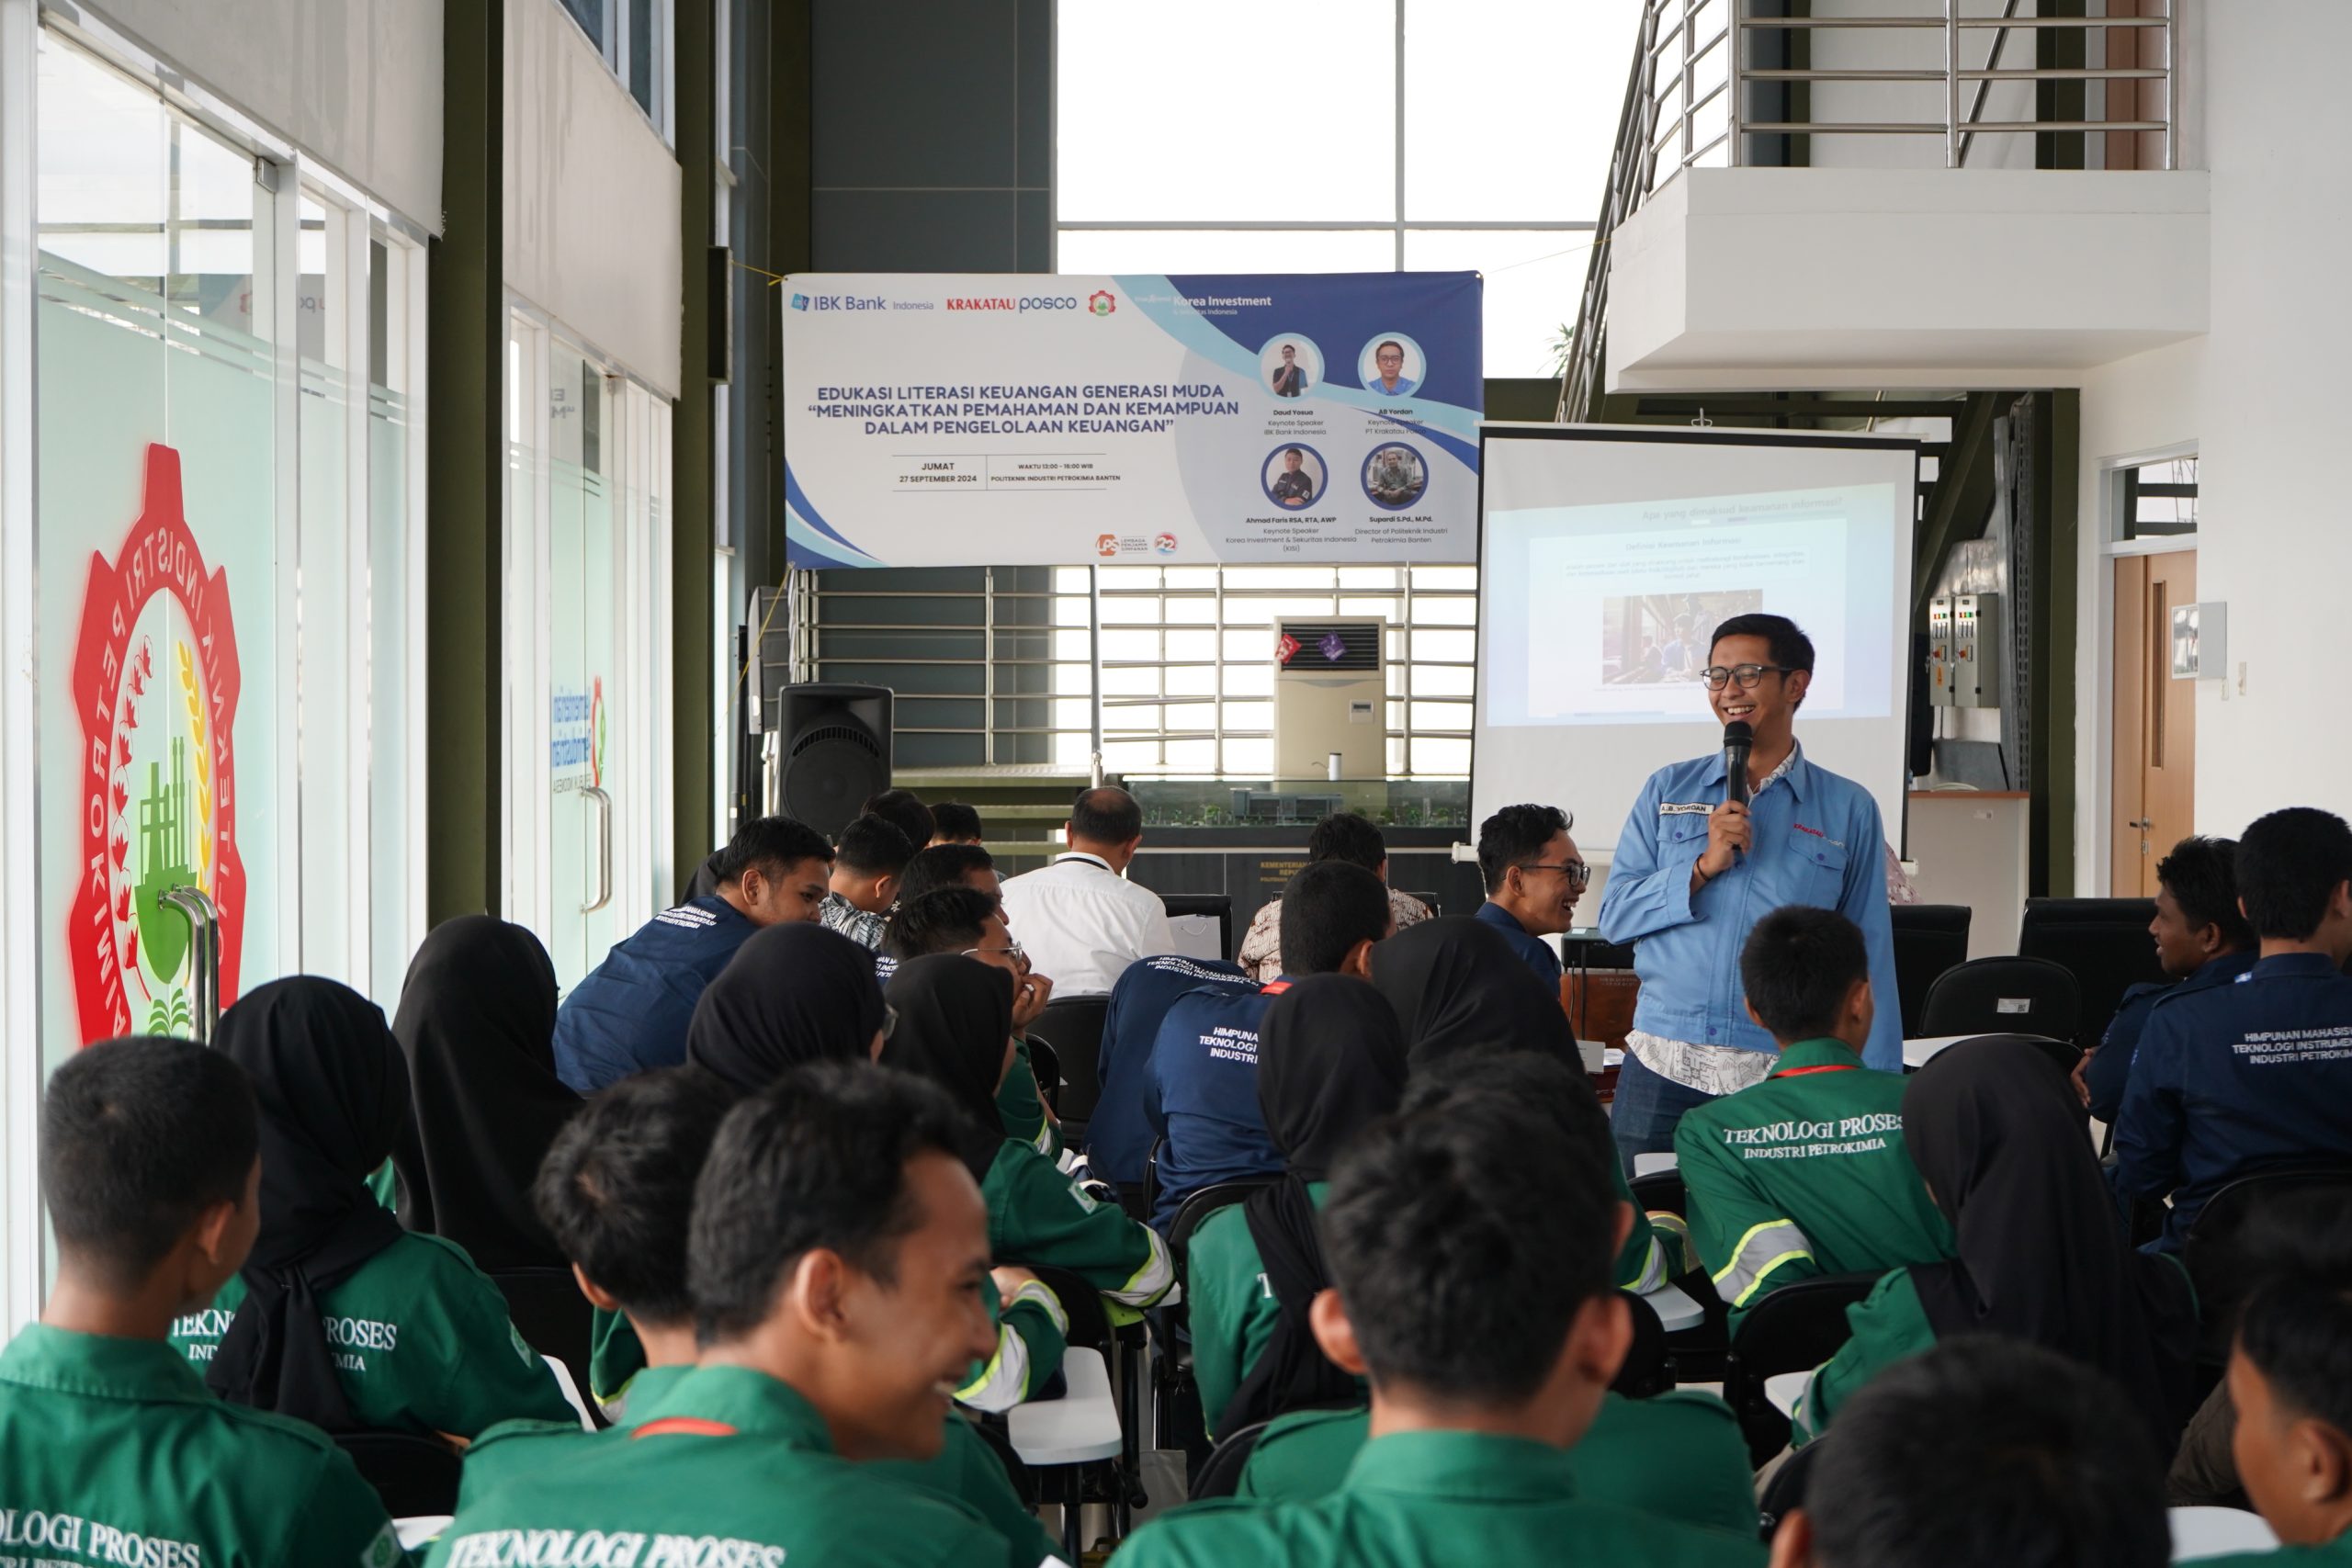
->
[1106, 1224, 1177, 1307]
[1710, 1218, 1815, 1307]
[957, 1280, 1069, 1412]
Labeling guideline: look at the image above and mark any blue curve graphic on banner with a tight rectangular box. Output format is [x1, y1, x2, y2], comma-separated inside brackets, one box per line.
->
[784, 459, 881, 567]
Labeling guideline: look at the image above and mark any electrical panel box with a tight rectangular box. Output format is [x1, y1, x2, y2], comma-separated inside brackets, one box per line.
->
[1951, 592, 2003, 708]
[1927, 596, 1955, 707]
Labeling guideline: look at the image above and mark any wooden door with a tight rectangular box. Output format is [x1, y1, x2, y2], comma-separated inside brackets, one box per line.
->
[2111, 551, 2199, 894]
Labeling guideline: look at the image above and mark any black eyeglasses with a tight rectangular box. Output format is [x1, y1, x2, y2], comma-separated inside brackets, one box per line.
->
[1518, 860, 1592, 891]
[1700, 663, 1796, 691]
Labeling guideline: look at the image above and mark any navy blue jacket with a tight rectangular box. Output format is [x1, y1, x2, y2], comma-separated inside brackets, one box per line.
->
[1476, 900, 1563, 989]
[2086, 950, 2258, 1124]
[551, 896, 757, 1093]
[1145, 980, 1288, 1233]
[1088, 954, 1256, 1188]
[2115, 952, 2352, 1250]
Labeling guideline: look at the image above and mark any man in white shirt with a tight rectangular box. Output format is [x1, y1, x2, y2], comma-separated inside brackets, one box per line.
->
[998, 785, 1175, 997]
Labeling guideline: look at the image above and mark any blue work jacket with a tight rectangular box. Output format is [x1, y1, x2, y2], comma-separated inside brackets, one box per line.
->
[1144, 980, 1288, 1233]
[1088, 954, 1257, 1188]
[2086, 949, 2259, 1124]
[1476, 900, 1564, 988]
[551, 896, 755, 1093]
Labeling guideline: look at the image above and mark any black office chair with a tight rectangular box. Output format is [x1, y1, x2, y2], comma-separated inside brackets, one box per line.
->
[1159, 1179, 1278, 1457]
[1890, 904, 1972, 1038]
[2018, 897, 2165, 1052]
[334, 1431, 463, 1517]
[2184, 1168, 2352, 1362]
[488, 1266, 601, 1427]
[1030, 996, 1110, 1131]
[1160, 894, 1235, 962]
[1189, 1414, 1279, 1500]
[1631, 1169, 1687, 1220]
[1005, 1264, 1135, 1553]
[1024, 1037, 1061, 1113]
[1723, 1271, 1882, 1466]
[1918, 956, 2081, 1043]
[1613, 1289, 1674, 1399]
[1396, 889, 1442, 919]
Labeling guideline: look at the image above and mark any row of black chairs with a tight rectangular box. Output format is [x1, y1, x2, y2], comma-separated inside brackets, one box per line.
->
[1892, 897, 2167, 1047]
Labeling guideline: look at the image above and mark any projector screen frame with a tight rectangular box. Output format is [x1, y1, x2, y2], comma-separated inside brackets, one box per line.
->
[1470, 420, 1922, 863]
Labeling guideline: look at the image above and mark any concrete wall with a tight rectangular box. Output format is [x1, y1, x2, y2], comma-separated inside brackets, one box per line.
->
[504, 0, 683, 393]
[2071, 0, 2344, 886]
[90, 0, 441, 226]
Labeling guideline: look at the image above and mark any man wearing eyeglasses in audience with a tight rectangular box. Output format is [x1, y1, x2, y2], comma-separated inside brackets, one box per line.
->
[1475, 803, 1589, 989]
[1598, 614, 1903, 1175]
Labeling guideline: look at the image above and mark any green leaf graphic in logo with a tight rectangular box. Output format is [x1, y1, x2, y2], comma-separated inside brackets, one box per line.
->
[146, 987, 192, 1039]
[131, 737, 199, 983]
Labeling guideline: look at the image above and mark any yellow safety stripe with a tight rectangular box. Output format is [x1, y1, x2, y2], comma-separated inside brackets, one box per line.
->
[1108, 1224, 1177, 1307]
[956, 1324, 1031, 1412]
[1710, 1218, 1815, 1307]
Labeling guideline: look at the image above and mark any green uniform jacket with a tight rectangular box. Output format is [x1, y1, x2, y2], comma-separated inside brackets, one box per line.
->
[462, 1360, 1058, 1568]
[1189, 1178, 1674, 1438]
[1000, 1037, 1062, 1161]
[984, 1139, 1174, 1309]
[1236, 1393, 1757, 1540]
[1115, 1427, 1763, 1567]
[425, 1364, 1005, 1568]
[1674, 1039, 1953, 1328]
[169, 1231, 577, 1438]
[2192, 1536, 2352, 1565]
[0, 1323, 406, 1568]
[1789, 1269, 1937, 1446]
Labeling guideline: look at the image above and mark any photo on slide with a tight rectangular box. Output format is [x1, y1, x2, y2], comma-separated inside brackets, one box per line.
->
[1600, 590, 1764, 685]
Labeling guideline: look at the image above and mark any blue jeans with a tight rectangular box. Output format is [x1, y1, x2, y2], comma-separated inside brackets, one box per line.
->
[1611, 1050, 1721, 1179]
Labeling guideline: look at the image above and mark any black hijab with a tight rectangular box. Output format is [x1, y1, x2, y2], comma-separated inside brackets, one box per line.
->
[390, 916, 580, 1272]
[1903, 1036, 2199, 1450]
[881, 954, 1016, 1183]
[1370, 916, 1576, 1066]
[684, 921, 886, 1091]
[206, 977, 409, 1428]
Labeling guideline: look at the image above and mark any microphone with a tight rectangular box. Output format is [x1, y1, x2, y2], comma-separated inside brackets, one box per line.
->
[1723, 721, 1754, 807]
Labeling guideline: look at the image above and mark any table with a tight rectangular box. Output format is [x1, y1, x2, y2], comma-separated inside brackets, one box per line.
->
[2168, 1506, 2277, 1562]
[1641, 1280, 1705, 1331]
[1903, 1034, 1978, 1069]
[1764, 1371, 1811, 1417]
[1634, 1151, 1679, 1178]
[1007, 1346, 1123, 1466]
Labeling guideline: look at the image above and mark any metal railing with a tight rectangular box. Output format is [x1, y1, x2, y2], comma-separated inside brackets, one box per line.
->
[1560, 0, 2179, 422]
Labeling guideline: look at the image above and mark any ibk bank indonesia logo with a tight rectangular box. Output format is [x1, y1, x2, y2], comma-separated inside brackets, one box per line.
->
[68, 444, 246, 1043]
[1088, 290, 1116, 317]
[790, 293, 811, 311]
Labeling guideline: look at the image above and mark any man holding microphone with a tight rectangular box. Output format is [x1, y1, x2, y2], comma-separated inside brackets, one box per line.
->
[1598, 614, 1903, 1173]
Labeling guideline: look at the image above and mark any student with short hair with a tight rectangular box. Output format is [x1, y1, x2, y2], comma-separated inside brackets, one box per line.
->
[1675, 907, 1952, 1330]
[864, 786, 938, 854]
[423, 1064, 1008, 1566]
[175, 978, 574, 1439]
[899, 841, 1001, 906]
[1089, 951, 1259, 1192]
[931, 801, 987, 845]
[2199, 1247, 2352, 1562]
[1117, 1079, 1762, 1566]
[886, 886, 1058, 1156]
[1237, 812, 1433, 982]
[2117, 807, 2352, 1249]
[1474, 802, 1586, 987]
[0, 1037, 402, 1568]
[821, 812, 919, 951]
[554, 815, 835, 1092]
[1145, 860, 1394, 1231]
[1769, 1337, 2169, 1568]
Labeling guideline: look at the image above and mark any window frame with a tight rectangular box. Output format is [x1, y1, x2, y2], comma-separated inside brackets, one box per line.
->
[555, 0, 675, 145]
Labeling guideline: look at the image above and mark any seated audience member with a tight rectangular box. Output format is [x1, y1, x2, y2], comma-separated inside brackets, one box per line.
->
[1237, 812, 1433, 982]
[1116, 1078, 1762, 1566]
[931, 801, 987, 846]
[1147, 860, 1393, 1232]
[1373, 923, 1686, 1293]
[899, 841, 1003, 906]
[1770, 1337, 2169, 1568]
[1, 1037, 401, 1565]
[2197, 1244, 2352, 1563]
[886, 886, 1057, 1155]
[820, 811, 918, 951]
[423, 1064, 1007, 1567]
[178, 978, 573, 1438]
[2118, 807, 2352, 1250]
[1793, 1037, 2197, 1451]
[1190, 976, 1410, 1437]
[552, 815, 834, 1092]
[1473, 802, 1587, 987]
[883, 957, 1174, 1338]
[1676, 908, 1952, 1331]
[997, 785, 1175, 997]
[393, 916, 582, 1272]
[1090, 952, 1257, 1190]
[863, 786, 938, 855]
[2078, 834, 2257, 1122]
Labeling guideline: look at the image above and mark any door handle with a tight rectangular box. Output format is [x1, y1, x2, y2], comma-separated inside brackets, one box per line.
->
[581, 786, 614, 914]
[2128, 818, 2154, 830]
[158, 886, 220, 1044]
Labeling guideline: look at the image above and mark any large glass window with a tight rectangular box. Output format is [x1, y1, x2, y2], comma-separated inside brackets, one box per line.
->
[1057, 0, 1642, 376]
[555, 0, 673, 137]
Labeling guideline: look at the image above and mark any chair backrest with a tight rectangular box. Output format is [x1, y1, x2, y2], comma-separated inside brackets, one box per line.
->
[1613, 1289, 1673, 1399]
[487, 1267, 597, 1418]
[2018, 897, 2165, 1051]
[1723, 1270, 1883, 1465]
[334, 1431, 463, 1518]
[1631, 1169, 1687, 1221]
[2184, 1167, 2352, 1359]
[1029, 996, 1110, 1123]
[1189, 1414, 1278, 1500]
[1024, 1037, 1061, 1112]
[1160, 894, 1234, 963]
[1169, 1179, 1277, 1284]
[1890, 903, 1973, 1038]
[1919, 956, 2081, 1042]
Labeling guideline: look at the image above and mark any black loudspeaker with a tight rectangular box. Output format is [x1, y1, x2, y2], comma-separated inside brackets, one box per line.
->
[779, 684, 892, 836]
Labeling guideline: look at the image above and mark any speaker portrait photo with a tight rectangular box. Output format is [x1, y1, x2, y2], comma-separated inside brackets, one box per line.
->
[1359, 334, 1422, 399]
[1265, 445, 1323, 509]
[1361, 443, 1428, 510]
[1270, 341, 1310, 398]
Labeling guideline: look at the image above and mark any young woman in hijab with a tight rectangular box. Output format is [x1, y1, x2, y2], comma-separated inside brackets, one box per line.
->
[390, 916, 582, 1274]
[1186, 976, 1408, 1438]
[683, 920, 887, 1090]
[882, 954, 1176, 1405]
[1373, 918, 1689, 1295]
[173, 977, 574, 1439]
[1792, 1034, 2199, 1451]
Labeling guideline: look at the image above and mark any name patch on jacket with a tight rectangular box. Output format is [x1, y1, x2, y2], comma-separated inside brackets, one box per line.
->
[1658, 802, 1713, 816]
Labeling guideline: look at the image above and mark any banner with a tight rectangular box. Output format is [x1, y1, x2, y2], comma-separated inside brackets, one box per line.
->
[782, 271, 1483, 567]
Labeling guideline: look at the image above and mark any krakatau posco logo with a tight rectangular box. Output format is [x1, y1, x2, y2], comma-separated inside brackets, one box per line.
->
[68, 444, 247, 1043]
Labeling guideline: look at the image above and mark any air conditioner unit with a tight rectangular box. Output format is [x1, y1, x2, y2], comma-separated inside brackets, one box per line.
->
[1272, 617, 1387, 779]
